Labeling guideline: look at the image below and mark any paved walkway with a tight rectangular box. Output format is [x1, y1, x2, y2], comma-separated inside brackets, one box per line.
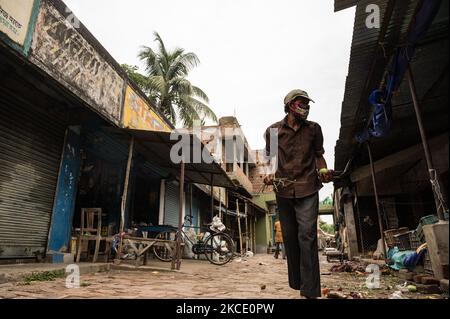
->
[0, 254, 445, 299]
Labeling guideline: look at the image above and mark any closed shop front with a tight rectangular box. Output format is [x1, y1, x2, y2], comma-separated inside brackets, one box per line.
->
[0, 90, 66, 259]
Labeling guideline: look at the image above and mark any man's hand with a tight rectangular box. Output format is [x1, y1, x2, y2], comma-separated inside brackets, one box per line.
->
[318, 168, 334, 183]
[263, 174, 275, 185]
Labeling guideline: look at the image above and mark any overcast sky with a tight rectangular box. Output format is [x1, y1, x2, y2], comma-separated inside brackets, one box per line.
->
[64, 0, 355, 207]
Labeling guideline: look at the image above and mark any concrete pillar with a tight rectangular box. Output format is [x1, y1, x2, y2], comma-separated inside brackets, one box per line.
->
[343, 199, 359, 260]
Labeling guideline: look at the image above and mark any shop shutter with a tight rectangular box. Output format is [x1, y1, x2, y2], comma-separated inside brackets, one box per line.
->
[164, 181, 180, 227]
[0, 91, 66, 258]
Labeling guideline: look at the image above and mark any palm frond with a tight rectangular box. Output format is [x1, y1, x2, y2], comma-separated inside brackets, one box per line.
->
[169, 78, 193, 96]
[178, 95, 217, 123]
[191, 85, 210, 104]
[177, 99, 201, 127]
[138, 45, 162, 76]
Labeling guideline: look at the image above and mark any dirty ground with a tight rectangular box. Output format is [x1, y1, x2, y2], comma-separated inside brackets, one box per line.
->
[0, 254, 447, 299]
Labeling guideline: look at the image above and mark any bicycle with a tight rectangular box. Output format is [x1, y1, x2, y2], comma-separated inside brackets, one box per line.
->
[152, 216, 235, 265]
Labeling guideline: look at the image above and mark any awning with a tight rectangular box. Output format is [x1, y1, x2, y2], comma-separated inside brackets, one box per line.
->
[103, 127, 236, 188]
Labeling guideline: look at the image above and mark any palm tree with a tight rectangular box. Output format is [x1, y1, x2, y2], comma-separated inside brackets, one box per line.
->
[124, 32, 217, 127]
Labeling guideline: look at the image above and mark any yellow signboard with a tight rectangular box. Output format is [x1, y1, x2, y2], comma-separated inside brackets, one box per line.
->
[122, 86, 171, 132]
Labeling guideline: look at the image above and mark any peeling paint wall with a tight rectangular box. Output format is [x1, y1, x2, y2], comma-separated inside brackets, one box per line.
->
[30, 1, 124, 125]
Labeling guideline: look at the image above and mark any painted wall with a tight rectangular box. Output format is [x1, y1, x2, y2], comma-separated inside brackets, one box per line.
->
[122, 86, 171, 132]
[0, 0, 40, 55]
[47, 127, 81, 253]
[256, 213, 270, 254]
[30, 1, 124, 125]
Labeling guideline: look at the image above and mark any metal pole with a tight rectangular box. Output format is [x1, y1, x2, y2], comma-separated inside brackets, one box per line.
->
[172, 160, 185, 270]
[218, 188, 222, 220]
[117, 136, 134, 262]
[236, 199, 243, 257]
[366, 142, 387, 259]
[245, 202, 248, 253]
[210, 174, 214, 221]
[407, 66, 447, 220]
[189, 184, 193, 222]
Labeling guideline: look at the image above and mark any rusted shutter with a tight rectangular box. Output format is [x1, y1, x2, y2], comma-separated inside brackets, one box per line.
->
[0, 91, 66, 259]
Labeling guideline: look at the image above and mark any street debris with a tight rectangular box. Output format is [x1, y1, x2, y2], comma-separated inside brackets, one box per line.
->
[326, 291, 347, 299]
[330, 261, 367, 273]
[260, 284, 266, 290]
[407, 285, 417, 292]
[389, 291, 404, 299]
[350, 292, 363, 299]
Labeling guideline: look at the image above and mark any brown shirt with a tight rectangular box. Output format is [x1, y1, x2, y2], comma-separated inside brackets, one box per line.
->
[265, 116, 324, 198]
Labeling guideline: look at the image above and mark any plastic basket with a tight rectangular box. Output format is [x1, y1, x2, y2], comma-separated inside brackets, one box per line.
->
[384, 227, 409, 248]
[416, 211, 449, 243]
[393, 230, 419, 251]
[424, 250, 434, 275]
[409, 231, 421, 250]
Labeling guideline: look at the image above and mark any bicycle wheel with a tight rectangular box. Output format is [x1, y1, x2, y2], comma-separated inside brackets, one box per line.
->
[204, 232, 235, 265]
[152, 230, 177, 262]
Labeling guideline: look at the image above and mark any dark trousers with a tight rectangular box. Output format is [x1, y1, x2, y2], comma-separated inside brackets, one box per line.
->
[274, 242, 286, 259]
[276, 192, 321, 298]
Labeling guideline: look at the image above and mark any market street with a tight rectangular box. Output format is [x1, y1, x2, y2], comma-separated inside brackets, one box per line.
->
[0, 254, 445, 299]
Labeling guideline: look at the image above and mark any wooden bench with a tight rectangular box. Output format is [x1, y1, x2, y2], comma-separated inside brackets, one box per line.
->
[121, 235, 181, 266]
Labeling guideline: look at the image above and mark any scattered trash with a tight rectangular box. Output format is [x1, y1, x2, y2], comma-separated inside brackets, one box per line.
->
[395, 282, 410, 293]
[151, 271, 159, 274]
[245, 251, 254, 258]
[407, 285, 417, 293]
[330, 261, 367, 273]
[234, 258, 242, 263]
[260, 284, 266, 290]
[327, 291, 347, 299]
[322, 288, 330, 296]
[321, 272, 332, 276]
[350, 292, 363, 299]
[389, 291, 404, 299]
[259, 262, 268, 266]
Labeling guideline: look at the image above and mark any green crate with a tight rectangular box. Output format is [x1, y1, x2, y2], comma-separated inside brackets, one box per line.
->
[416, 211, 449, 243]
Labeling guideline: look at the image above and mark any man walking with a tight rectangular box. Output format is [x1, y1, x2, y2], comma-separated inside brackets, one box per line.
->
[264, 89, 333, 299]
[274, 218, 286, 259]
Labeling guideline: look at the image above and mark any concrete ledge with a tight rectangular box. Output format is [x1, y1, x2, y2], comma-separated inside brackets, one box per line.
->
[0, 263, 111, 283]
[111, 264, 177, 273]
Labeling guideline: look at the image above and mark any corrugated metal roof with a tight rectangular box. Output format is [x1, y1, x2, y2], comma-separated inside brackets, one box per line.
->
[334, 0, 359, 12]
[333, 0, 444, 170]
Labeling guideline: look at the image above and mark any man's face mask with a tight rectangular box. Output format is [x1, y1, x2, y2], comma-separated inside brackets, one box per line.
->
[289, 99, 310, 120]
